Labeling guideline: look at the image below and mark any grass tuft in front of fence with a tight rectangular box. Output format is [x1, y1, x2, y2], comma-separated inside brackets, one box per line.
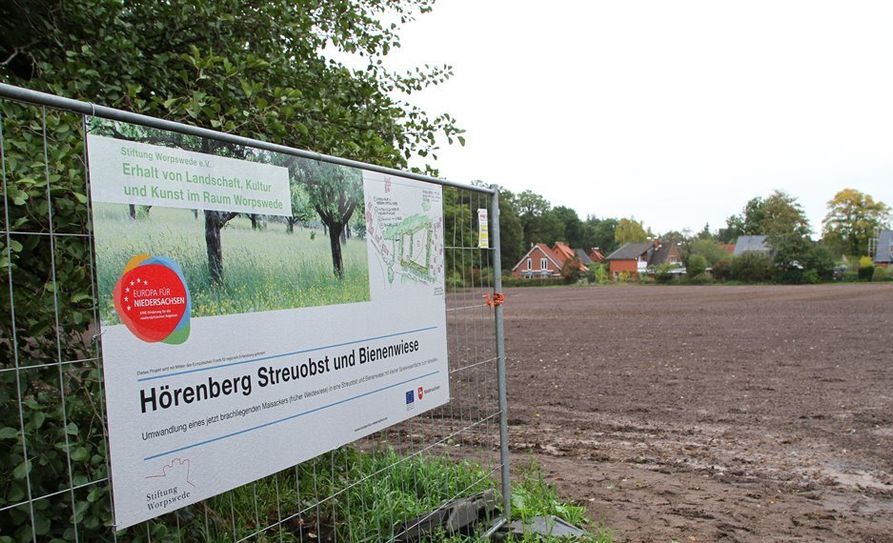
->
[133, 447, 495, 542]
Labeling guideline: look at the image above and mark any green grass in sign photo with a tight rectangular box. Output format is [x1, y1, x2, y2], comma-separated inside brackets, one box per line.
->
[93, 204, 370, 324]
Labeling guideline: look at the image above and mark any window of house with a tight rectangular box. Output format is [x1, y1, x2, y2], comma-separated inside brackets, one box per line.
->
[540, 257, 548, 269]
[526, 258, 532, 270]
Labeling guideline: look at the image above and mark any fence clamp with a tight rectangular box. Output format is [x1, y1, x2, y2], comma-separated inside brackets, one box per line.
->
[484, 292, 505, 308]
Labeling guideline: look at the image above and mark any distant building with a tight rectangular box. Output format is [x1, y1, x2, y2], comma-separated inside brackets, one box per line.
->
[511, 242, 589, 279]
[551, 241, 576, 263]
[874, 230, 893, 268]
[605, 240, 682, 279]
[733, 235, 771, 256]
[588, 248, 606, 263]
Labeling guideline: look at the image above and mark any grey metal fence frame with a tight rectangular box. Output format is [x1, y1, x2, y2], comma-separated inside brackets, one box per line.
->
[0, 83, 509, 542]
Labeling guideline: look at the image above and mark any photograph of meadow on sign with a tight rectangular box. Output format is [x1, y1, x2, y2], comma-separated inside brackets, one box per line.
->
[93, 203, 370, 324]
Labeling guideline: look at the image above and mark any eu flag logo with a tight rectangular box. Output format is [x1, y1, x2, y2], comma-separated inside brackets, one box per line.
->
[405, 390, 415, 404]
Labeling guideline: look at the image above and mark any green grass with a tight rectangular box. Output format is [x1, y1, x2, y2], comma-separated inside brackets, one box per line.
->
[126, 449, 612, 543]
[509, 463, 613, 542]
[92, 204, 369, 323]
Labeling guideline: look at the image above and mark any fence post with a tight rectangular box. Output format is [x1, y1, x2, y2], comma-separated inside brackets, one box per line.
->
[489, 188, 511, 520]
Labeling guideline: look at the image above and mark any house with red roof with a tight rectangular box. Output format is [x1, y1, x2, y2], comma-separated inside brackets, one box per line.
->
[511, 242, 589, 279]
[552, 241, 576, 263]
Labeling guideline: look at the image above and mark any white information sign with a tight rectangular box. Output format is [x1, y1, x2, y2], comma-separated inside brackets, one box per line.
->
[86, 124, 449, 529]
[87, 135, 293, 217]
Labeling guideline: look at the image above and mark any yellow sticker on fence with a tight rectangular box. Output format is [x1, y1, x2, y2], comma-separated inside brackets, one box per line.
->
[478, 208, 489, 249]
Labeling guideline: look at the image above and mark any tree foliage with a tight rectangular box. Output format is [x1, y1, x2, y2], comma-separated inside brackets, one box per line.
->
[494, 190, 620, 262]
[292, 159, 364, 277]
[687, 254, 708, 279]
[582, 217, 619, 254]
[550, 206, 583, 247]
[689, 238, 728, 265]
[822, 188, 890, 257]
[719, 197, 767, 242]
[730, 251, 774, 283]
[0, 1, 463, 540]
[495, 188, 525, 271]
[801, 243, 837, 282]
[761, 190, 811, 272]
[1, 0, 460, 165]
[560, 256, 584, 283]
[287, 182, 315, 233]
[614, 218, 648, 245]
[515, 190, 564, 246]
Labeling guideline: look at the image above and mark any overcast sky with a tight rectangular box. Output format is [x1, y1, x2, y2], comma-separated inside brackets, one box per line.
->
[381, 0, 893, 236]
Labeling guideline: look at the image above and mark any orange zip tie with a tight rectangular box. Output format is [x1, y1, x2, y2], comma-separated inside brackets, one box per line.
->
[484, 292, 505, 308]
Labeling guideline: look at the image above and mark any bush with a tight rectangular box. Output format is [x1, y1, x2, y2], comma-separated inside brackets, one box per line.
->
[873, 266, 889, 282]
[687, 255, 708, 279]
[615, 271, 633, 283]
[560, 257, 584, 284]
[586, 263, 610, 285]
[730, 251, 774, 283]
[685, 274, 714, 285]
[777, 267, 804, 284]
[842, 270, 859, 282]
[802, 269, 821, 284]
[653, 263, 677, 284]
[859, 264, 875, 281]
[858, 256, 875, 281]
[446, 271, 463, 289]
[802, 243, 836, 282]
[689, 238, 728, 265]
[712, 258, 733, 281]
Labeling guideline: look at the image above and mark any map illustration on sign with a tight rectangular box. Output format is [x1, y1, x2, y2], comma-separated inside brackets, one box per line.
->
[365, 172, 444, 288]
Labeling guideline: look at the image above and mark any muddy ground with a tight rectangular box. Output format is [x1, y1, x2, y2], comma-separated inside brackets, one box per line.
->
[501, 283, 893, 542]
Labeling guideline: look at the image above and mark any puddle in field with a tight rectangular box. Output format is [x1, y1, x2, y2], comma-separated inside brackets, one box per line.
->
[823, 492, 893, 515]
[822, 462, 893, 492]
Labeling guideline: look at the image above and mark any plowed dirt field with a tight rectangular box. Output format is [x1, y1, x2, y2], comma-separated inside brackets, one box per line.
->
[503, 283, 893, 542]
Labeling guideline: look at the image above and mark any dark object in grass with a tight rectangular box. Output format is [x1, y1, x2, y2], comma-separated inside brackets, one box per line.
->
[497, 515, 588, 540]
[282, 514, 335, 542]
[394, 490, 498, 542]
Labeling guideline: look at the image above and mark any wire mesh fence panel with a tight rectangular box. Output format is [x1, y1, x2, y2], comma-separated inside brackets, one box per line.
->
[0, 86, 508, 542]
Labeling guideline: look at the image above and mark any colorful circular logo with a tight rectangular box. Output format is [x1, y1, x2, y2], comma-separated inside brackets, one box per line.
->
[113, 254, 191, 344]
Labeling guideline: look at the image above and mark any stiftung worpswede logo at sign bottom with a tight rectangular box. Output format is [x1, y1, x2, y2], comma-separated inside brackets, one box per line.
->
[113, 254, 191, 344]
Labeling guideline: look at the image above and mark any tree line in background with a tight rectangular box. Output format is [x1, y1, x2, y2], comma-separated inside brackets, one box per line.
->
[480, 188, 638, 272]
[484, 185, 891, 284]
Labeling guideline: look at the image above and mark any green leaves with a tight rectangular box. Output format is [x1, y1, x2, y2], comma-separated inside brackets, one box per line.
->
[70, 446, 90, 462]
[13, 460, 30, 480]
[0, 1, 466, 540]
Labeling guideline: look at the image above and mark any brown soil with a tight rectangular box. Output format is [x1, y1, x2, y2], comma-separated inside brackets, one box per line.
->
[502, 283, 893, 542]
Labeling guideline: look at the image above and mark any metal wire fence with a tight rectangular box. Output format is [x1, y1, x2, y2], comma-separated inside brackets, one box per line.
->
[0, 84, 509, 542]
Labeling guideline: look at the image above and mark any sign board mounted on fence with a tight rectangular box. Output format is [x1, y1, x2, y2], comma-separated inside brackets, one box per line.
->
[86, 119, 450, 529]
